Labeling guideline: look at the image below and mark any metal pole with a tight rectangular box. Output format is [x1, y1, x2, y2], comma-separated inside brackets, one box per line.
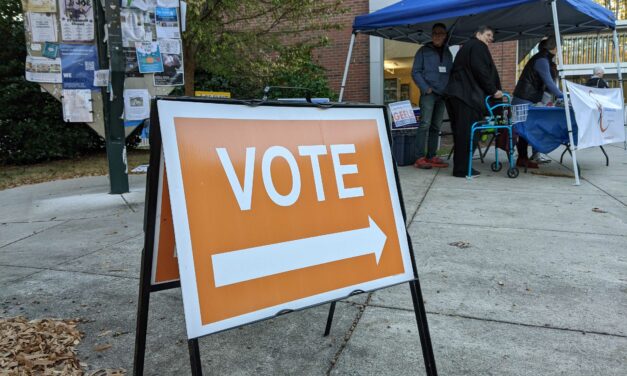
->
[551, 0, 581, 185]
[338, 33, 356, 102]
[611, 29, 626, 150]
[99, 0, 129, 194]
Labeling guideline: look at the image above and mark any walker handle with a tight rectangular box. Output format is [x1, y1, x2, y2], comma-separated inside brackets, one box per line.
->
[485, 93, 512, 117]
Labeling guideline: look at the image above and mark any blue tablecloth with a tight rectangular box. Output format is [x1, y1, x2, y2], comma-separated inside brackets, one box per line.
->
[514, 107, 578, 154]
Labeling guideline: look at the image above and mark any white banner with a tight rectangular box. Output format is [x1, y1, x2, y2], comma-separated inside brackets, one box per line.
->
[566, 80, 625, 150]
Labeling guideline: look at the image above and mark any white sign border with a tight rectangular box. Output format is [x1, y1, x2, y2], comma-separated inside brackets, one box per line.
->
[157, 100, 415, 339]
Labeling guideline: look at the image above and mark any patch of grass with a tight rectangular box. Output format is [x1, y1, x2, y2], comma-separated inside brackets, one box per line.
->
[0, 149, 151, 191]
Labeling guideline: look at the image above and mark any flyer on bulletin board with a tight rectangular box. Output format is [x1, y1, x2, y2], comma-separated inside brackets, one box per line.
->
[28, 12, 58, 42]
[60, 44, 99, 89]
[25, 56, 62, 83]
[62, 89, 93, 122]
[155, 7, 180, 39]
[135, 41, 164, 73]
[59, 0, 95, 41]
[154, 38, 183, 86]
[26, 0, 57, 13]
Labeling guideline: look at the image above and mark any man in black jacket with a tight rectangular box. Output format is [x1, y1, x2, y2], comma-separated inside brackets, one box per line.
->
[445, 25, 503, 177]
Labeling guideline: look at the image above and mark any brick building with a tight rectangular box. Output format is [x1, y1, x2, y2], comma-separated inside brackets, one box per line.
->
[313, 0, 518, 105]
[313, 0, 626, 105]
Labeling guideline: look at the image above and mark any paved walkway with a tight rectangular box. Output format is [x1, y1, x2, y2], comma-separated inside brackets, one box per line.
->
[1, 144, 626, 375]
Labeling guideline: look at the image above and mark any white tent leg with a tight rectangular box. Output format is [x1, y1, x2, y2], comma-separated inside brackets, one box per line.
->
[338, 33, 356, 103]
[612, 30, 626, 150]
[551, 1, 581, 185]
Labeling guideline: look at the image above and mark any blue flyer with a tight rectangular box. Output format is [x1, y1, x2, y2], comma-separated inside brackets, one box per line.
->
[135, 42, 164, 73]
[60, 44, 99, 90]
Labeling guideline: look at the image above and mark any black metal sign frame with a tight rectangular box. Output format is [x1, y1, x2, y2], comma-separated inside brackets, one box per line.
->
[132, 97, 437, 376]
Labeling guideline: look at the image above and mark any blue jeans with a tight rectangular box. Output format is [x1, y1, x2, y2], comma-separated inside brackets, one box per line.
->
[414, 92, 446, 159]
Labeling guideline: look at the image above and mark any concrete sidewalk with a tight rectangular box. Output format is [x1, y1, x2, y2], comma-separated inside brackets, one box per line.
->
[1, 144, 626, 375]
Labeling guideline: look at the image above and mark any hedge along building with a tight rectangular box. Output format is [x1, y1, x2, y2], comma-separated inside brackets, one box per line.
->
[315, 0, 626, 107]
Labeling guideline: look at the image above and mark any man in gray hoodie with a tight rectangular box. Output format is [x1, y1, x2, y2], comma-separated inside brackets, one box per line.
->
[411, 23, 453, 169]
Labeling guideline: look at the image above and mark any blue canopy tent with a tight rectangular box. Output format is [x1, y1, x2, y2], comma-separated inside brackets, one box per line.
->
[338, 0, 623, 185]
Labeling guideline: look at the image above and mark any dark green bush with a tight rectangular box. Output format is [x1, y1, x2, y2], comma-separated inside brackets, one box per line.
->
[0, 0, 104, 165]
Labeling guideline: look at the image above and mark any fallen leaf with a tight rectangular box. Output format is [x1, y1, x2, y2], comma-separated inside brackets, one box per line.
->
[93, 343, 112, 352]
[448, 241, 471, 249]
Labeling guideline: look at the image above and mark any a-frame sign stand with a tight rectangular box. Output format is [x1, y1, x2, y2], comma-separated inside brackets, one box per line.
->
[132, 98, 438, 376]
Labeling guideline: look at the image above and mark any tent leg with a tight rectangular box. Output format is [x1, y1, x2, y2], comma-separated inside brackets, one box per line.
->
[551, 1, 580, 185]
[612, 30, 626, 151]
[338, 33, 356, 103]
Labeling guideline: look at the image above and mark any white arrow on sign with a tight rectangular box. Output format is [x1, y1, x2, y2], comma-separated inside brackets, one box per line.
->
[211, 217, 387, 287]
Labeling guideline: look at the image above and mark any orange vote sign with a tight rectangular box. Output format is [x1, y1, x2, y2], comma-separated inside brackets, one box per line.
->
[150, 156, 179, 286]
[157, 100, 414, 338]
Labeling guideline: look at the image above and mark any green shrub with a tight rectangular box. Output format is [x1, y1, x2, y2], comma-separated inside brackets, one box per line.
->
[0, 0, 104, 165]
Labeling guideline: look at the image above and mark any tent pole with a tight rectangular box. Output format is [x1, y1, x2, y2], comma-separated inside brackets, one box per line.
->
[551, 0, 581, 185]
[339, 33, 356, 103]
[611, 29, 626, 150]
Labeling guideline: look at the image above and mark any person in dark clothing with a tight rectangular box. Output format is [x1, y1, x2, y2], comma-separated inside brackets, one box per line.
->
[411, 23, 453, 169]
[586, 66, 610, 88]
[513, 36, 563, 167]
[445, 25, 503, 177]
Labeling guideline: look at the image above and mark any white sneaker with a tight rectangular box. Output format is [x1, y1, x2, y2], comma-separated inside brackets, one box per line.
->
[531, 152, 551, 163]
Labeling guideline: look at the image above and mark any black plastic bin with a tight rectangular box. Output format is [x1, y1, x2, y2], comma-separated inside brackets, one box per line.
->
[391, 128, 417, 166]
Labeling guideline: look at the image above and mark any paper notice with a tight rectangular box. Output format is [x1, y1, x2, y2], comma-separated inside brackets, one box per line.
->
[123, 89, 151, 120]
[155, 7, 180, 39]
[93, 69, 109, 87]
[121, 8, 149, 47]
[59, 0, 95, 41]
[154, 39, 183, 86]
[26, 0, 56, 12]
[28, 12, 58, 42]
[25, 56, 62, 83]
[157, 0, 178, 7]
[62, 89, 93, 122]
[122, 0, 156, 12]
[180, 1, 186, 32]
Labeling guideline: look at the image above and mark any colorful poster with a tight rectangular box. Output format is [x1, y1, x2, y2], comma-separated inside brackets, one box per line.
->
[154, 38, 183, 86]
[25, 56, 62, 83]
[62, 89, 93, 122]
[123, 89, 151, 120]
[123, 47, 141, 77]
[26, 0, 56, 12]
[121, 8, 149, 47]
[59, 0, 95, 41]
[135, 41, 163, 73]
[28, 12, 58, 42]
[60, 44, 99, 89]
[155, 7, 180, 39]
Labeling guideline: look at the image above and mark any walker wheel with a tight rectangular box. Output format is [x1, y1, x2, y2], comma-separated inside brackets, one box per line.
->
[507, 167, 519, 178]
[491, 161, 502, 172]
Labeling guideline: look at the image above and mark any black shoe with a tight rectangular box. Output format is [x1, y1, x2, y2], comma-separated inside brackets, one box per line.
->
[454, 169, 480, 178]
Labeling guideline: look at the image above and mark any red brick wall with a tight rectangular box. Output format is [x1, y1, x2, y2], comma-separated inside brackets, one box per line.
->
[312, 2, 519, 103]
[314, 1, 370, 103]
[489, 41, 518, 94]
